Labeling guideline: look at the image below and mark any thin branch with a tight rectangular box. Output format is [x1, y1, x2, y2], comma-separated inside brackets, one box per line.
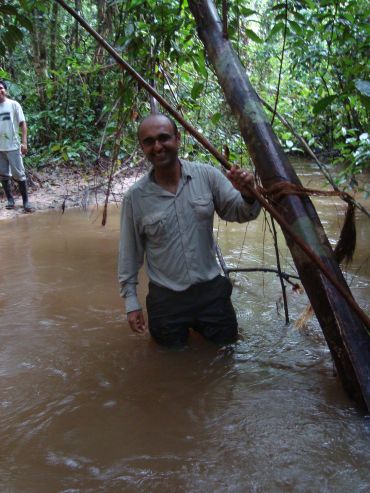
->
[226, 267, 300, 281]
[270, 216, 290, 323]
[271, 0, 288, 126]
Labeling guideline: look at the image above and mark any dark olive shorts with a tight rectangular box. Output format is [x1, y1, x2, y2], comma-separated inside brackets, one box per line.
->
[146, 275, 238, 346]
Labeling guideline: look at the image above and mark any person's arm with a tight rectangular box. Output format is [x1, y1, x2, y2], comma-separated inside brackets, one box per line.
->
[19, 121, 27, 155]
[208, 165, 261, 222]
[14, 102, 28, 155]
[118, 193, 146, 334]
[226, 166, 256, 201]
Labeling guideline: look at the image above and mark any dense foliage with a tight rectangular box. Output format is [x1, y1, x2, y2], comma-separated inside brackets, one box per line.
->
[0, 0, 369, 190]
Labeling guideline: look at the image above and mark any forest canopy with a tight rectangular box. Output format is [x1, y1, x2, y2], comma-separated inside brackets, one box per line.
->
[0, 0, 369, 191]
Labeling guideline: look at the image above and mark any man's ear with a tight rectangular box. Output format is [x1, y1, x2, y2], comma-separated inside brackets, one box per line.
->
[175, 131, 181, 146]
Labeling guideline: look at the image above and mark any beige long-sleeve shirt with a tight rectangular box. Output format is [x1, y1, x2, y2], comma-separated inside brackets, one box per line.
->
[118, 160, 261, 313]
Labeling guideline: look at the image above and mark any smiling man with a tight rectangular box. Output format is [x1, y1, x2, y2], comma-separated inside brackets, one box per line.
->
[0, 80, 33, 212]
[118, 113, 261, 346]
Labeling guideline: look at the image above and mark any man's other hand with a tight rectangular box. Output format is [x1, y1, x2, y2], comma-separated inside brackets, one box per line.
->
[227, 166, 256, 202]
[127, 309, 147, 334]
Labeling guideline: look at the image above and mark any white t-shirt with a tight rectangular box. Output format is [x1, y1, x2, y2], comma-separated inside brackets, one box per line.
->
[0, 98, 25, 151]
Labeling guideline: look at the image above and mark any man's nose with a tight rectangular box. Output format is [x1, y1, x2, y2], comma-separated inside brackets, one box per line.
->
[153, 139, 163, 151]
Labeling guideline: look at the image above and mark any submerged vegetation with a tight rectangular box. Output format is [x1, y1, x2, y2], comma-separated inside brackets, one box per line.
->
[0, 0, 369, 193]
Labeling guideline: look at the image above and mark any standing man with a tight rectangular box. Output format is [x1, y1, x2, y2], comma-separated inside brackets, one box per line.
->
[118, 113, 261, 346]
[0, 80, 32, 212]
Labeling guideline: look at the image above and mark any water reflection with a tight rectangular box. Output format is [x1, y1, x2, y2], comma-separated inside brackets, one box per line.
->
[1, 167, 369, 492]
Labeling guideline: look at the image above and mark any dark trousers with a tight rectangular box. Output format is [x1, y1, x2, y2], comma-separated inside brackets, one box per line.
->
[146, 275, 238, 346]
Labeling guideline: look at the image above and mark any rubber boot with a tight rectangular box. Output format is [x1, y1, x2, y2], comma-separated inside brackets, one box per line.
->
[18, 180, 33, 212]
[1, 179, 15, 209]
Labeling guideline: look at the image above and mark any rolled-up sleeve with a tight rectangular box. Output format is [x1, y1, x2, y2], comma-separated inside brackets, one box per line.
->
[118, 193, 144, 314]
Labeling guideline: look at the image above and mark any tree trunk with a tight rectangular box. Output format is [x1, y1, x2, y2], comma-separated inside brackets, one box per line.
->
[31, 7, 48, 144]
[74, 0, 82, 49]
[49, 2, 59, 71]
[92, 0, 115, 121]
[188, 0, 370, 411]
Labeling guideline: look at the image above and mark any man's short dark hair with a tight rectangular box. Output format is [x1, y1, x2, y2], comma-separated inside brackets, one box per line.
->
[138, 113, 178, 138]
[0, 80, 7, 90]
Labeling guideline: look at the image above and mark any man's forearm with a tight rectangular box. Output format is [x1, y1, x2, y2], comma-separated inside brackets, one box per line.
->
[20, 121, 27, 145]
[119, 279, 141, 313]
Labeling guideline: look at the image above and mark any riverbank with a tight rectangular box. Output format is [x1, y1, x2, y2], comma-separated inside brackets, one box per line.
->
[0, 164, 145, 222]
[1, 161, 369, 222]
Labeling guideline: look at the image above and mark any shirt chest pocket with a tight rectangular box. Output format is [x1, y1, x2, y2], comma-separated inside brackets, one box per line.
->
[142, 211, 168, 246]
[190, 194, 214, 226]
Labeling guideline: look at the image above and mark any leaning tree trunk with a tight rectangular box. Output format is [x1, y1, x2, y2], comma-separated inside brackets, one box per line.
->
[188, 0, 370, 411]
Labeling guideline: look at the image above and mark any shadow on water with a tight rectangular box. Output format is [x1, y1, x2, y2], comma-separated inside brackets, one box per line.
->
[1, 168, 369, 492]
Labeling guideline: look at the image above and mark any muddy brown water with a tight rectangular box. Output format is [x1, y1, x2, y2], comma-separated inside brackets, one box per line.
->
[1, 161, 369, 492]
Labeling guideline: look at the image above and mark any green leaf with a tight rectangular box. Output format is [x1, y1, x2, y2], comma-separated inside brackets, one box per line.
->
[211, 112, 222, 125]
[313, 95, 337, 114]
[274, 13, 287, 21]
[239, 7, 257, 17]
[288, 20, 302, 36]
[268, 22, 285, 38]
[196, 51, 207, 78]
[293, 12, 306, 23]
[245, 29, 263, 43]
[359, 95, 370, 111]
[191, 81, 204, 100]
[271, 3, 286, 11]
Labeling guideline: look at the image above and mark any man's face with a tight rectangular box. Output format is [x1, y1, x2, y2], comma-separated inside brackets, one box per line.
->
[0, 84, 6, 103]
[138, 116, 180, 169]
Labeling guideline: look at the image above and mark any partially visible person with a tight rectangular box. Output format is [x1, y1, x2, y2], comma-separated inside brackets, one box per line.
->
[0, 80, 33, 212]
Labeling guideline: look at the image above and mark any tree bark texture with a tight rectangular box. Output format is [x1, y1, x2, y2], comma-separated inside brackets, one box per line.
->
[188, 0, 370, 411]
